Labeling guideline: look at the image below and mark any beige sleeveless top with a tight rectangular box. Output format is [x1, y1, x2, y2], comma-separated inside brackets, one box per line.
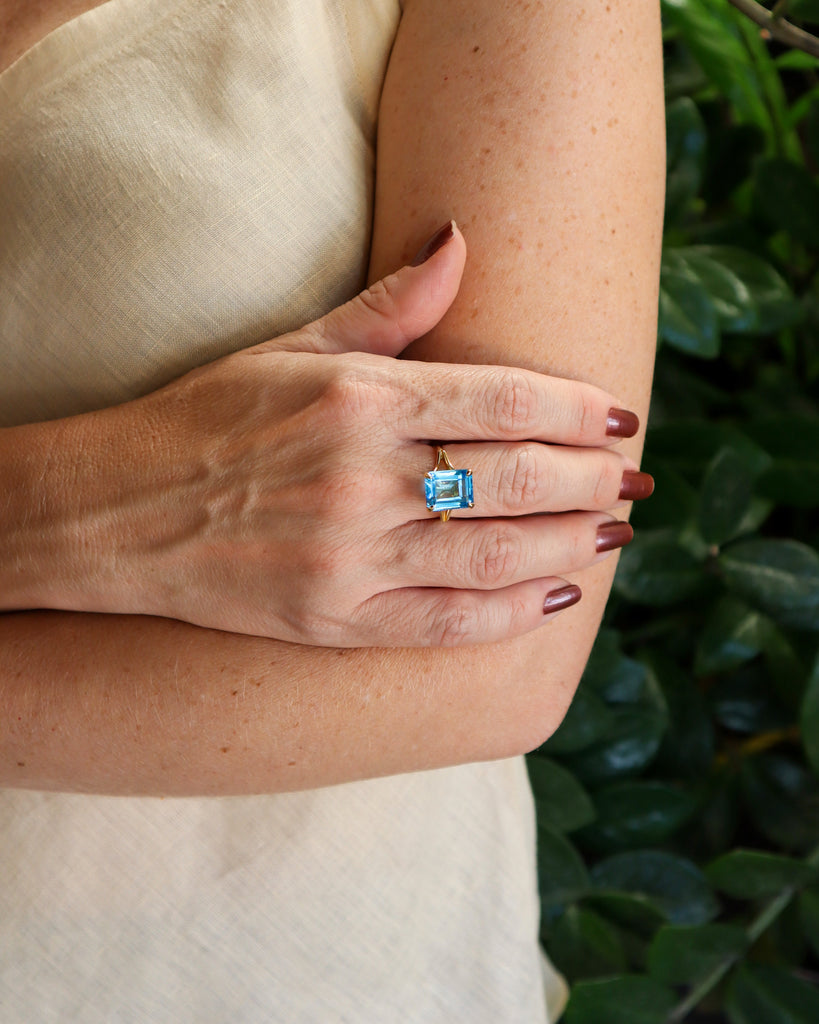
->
[0, 1, 566, 1019]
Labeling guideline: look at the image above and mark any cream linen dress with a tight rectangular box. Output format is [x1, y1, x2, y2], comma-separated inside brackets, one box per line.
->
[0, 1, 567, 1019]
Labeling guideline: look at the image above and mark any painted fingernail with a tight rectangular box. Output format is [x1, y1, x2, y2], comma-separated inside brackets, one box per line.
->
[411, 221, 456, 266]
[596, 521, 634, 553]
[620, 471, 655, 501]
[606, 408, 640, 438]
[543, 583, 582, 615]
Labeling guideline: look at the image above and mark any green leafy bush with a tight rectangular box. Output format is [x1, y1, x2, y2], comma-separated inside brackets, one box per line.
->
[529, 2, 819, 1019]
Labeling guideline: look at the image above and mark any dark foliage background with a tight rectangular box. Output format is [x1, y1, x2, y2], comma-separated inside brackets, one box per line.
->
[528, 1, 819, 1020]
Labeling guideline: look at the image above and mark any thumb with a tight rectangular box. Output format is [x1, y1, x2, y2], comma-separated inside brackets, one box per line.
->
[272, 221, 466, 356]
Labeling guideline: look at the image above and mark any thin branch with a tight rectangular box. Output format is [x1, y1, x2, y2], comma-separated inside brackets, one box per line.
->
[727, 0, 819, 59]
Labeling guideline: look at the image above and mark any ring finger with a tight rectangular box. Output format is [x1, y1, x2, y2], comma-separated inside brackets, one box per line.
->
[409, 441, 654, 521]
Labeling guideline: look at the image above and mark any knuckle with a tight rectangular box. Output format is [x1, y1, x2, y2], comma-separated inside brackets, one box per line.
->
[506, 444, 543, 510]
[490, 370, 539, 436]
[433, 595, 483, 647]
[470, 527, 522, 588]
[577, 389, 597, 439]
[321, 359, 387, 425]
[357, 275, 403, 330]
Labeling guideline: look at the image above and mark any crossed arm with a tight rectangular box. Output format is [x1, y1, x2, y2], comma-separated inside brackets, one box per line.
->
[0, 0, 664, 794]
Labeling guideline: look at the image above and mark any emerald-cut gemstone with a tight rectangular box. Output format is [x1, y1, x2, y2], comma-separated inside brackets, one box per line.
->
[425, 468, 474, 512]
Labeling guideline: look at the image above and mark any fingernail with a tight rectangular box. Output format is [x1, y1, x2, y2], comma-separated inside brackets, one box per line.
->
[606, 408, 640, 438]
[543, 583, 582, 615]
[596, 520, 634, 554]
[411, 221, 456, 266]
[619, 471, 655, 501]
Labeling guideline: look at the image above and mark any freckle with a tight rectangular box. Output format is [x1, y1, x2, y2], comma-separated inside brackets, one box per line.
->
[591, 125, 597, 134]
[17, 762, 25, 767]
[481, 146, 491, 155]
[288, 761, 296, 767]
[514, 285, 522, 296]
[472, 45, 480, 53]
[515, 158, 524, 169]
[611, 228, 616, 235]
[255, 681, 261, 687]
[231, 689, 238, 696]
[571, 89, 578, 98]
[220, 746, 230, 754]
[479, 183, 485, 191]
[537, 241, 544, 249]
[470, 308, 479, 319]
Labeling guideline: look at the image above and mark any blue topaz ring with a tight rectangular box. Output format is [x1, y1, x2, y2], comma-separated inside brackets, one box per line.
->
[425, 447, 474, 522]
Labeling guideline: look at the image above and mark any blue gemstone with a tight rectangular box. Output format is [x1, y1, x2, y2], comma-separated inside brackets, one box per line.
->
[425, 469, 474, 512]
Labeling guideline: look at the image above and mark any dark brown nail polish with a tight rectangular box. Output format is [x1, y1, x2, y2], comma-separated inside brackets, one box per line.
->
[606, 408, 640, 438]
[619, 471, 655, 501]
[543, 583, 582, 615]
[411, 221, 455, 266]
[596, 521, 634, 554]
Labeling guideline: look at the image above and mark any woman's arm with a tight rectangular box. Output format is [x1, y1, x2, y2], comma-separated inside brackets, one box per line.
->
[0, 0, 664, 794]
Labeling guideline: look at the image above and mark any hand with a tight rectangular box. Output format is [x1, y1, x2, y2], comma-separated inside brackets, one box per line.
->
[8, 223, 652, 646]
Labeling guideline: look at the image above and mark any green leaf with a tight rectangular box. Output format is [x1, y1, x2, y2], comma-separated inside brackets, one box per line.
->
[695, 597, 763, 675]
[583, 632, 651, 705]
[546, 906, 628, 981]
[536, 825, 590, 907]
[578, 781, 698, 853]
[540, 685, 613, 755]
[726, 963, 819, 1024]
[661, 0, 772, 138]
[708, 663, 791, 734]
[693, 246, 800, 335]
[667, 246, 756, 332]
[800, 653, 819, 778]
[665, 97, 706, 224]
[526, 756, 596, 834]
[649, 651, 715, 779]
[564, 975, 676, 1024]
[758, 460, 819, 508]
[741, 754, 819, 853]
[719, 539, 819, 632]
[647, 922, 747, 985]
[591, 850, 718, 925]
[706, 849, 818, 900]
[659, 262, 721, 357]
[615, 532, 705, 606]
[562, 708, 667, 787]
[798, 886, 819, 960]
[582, 891, 668, 937]
[699, 446, 757, 546]
[754, 158, 819, 248]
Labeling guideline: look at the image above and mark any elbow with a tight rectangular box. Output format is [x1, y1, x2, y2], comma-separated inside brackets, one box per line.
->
[474, 638, 589, 763]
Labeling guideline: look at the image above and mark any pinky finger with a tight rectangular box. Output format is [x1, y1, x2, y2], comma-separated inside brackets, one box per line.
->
[353, 578, 582, 648]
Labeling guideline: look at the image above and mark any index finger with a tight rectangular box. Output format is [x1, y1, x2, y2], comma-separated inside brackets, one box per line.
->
[397, 361, 639, 446]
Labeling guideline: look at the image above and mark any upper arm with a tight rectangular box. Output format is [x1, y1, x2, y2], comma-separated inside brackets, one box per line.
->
[367, 0, 666, 750]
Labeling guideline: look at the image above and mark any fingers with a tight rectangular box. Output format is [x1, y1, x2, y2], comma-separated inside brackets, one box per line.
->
[261, 221, 467, 358]
[350, 576, 583, 648]
[396, 361, 639, 448]
[409, 441, 653, 520]
[379, 512, 632, 591]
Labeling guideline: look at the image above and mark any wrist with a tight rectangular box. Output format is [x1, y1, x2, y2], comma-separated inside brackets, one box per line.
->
[0, 397, 179, 616]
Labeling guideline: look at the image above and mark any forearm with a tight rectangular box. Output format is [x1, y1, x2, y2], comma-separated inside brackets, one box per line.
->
[1, 610, 563, 794]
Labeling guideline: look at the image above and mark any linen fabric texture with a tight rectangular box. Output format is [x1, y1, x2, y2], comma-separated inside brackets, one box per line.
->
[0, 0, 567, 1019]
